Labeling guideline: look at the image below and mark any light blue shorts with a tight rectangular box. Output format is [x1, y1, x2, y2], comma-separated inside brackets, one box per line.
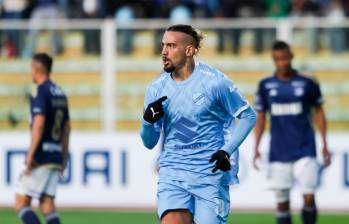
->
[157, 180, 230, 224]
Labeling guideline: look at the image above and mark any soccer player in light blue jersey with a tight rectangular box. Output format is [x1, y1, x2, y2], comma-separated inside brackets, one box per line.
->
[253, 41, 331, 224]
[140, 24, 256, 224]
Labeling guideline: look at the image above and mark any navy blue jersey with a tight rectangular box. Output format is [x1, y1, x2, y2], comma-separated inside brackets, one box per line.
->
[254, 71, 323, 162]
[30, 80, 69, 165]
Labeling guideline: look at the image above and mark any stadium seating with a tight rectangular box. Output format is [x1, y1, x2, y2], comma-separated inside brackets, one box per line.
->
[1, 30, 348, 131]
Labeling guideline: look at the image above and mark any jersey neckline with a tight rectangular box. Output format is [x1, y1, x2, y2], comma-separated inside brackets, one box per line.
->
[273, 69, 299, 83]
[168, 62, 199, 86]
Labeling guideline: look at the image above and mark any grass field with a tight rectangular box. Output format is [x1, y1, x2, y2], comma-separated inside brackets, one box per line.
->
[1, 209, 348, 224]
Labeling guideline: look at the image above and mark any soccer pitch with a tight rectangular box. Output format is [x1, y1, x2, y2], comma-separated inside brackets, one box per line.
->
[1, 209, 348, 224]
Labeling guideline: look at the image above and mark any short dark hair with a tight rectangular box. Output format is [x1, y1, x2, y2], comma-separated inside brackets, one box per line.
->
[166, 24, 203, 49]
[272, 40, 290, 51]
[33, 53, 53, 74]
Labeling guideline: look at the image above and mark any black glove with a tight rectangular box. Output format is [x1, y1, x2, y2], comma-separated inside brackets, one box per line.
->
[143, 96, 167, 124]
[209, 150, 231, 173]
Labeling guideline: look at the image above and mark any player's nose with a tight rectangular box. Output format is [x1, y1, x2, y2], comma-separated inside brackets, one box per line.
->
[162, 47, 168, 56]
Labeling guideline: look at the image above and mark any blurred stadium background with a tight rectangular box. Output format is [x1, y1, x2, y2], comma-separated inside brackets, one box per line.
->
[0, 0, 349, 223]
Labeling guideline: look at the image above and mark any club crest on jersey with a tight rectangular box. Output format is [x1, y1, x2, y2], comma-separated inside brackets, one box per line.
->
[193, 93, 205, 106]
[269, 89, 278, 97]
[294, 87, 304, 96]
[50, 86, 64, 96]
[229, 84, 237, 93]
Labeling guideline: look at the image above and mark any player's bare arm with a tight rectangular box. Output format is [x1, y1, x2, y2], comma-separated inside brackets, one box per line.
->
[26, 114, 45, 175]
[314, 106, 331, 167]
[61, 120, 71, 172]
[253, 111, 266, 170]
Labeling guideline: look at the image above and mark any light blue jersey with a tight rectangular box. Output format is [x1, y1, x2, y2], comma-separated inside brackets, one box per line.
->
[224, 122, 240, 185]
[141, 62, 255, 185]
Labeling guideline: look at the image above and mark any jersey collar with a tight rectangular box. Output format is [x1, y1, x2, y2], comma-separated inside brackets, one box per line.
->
[273, 69, 299, 83]
[169, 62, 199, 86]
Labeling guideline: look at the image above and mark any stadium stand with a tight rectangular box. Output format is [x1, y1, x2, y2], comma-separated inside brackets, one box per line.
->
[0, 29, 349, 131]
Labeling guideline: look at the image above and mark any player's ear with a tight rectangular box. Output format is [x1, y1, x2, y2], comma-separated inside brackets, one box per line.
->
[186, 45, 195, 57]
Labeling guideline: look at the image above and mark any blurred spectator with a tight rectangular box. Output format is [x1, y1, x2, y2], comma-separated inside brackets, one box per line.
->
[343, 0, 349, 50]
[264, 0, 291, 18]
[80, 0, 107, 55]
[344, 0, 349, 16]
[326, 0, 346, 53]
[290, 0, 306, 16]
[289, 0, 321, 54]
[64, 0, 83, 18]
[58, 0, 68, 17]
[261, 0, 291, 52]
[112, 0, 157, 55]
[216, 0, 264, 55]
[0, 0, 28, 58]
[23, 0, 64, 57]
[303, 0, 323, 53]
[184, 0, 220, 18]
[169, 5, 191, 23]
[115, 4, 134, 55]
[153, 0, 192, 54]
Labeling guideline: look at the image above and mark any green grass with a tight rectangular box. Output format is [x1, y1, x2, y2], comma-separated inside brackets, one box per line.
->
[1, 209, 348, 224]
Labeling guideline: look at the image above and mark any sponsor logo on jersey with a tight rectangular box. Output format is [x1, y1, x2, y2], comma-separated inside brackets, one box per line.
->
[52, 99, 68, 107]
[43, 142, 62, 152]
[271, 102, 303, 116]
[265, 82, 279, 89]
[173, 117, 198, 143]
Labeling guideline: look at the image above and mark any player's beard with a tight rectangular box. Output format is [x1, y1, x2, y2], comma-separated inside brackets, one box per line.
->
[164, 64, 175, 73]
[163, 57, 175, 73]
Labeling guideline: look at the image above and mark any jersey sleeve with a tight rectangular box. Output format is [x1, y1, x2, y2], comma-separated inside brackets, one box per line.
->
[307, 79, 324, 106]
[143, 85, 155, 109]
[65, 97, 70, 121]
[216, 77, 249, 118]
[221, 106, 256, 155]
[32, 85, 47, 116]
[254, 81, 268, 112]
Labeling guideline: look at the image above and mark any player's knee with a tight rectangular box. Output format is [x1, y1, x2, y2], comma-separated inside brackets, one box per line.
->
[15, 194, 31, 212]
[39, 196, 56, 215]
[275, 189, 290, 208]
[303, 194, 315, 207]
[39, 203, 55, 215]
[161, 209, 192, 224]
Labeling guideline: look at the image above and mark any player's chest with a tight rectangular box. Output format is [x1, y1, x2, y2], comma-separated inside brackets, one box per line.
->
[266, 82, 308, 103]
[162, 84, 215, 117]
